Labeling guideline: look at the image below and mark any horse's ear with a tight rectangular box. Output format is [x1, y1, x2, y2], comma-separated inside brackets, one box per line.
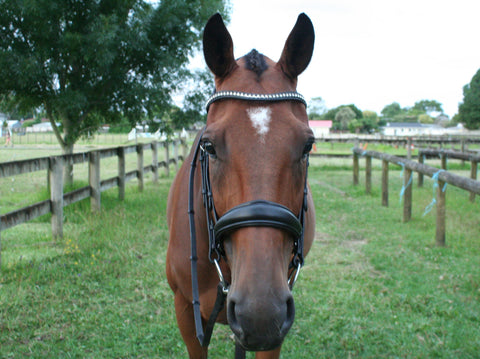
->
[203, 13, 237, 78]
[277, 13, 315, 79]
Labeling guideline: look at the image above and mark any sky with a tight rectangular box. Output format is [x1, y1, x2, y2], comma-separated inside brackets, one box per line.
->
[197, 0, 480, 117]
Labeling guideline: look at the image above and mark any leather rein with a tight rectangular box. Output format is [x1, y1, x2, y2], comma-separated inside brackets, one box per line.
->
[188, 90, 310, 348]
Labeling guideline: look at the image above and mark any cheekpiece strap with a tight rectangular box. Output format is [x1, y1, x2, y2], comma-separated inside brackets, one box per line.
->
[206, 91, 307, 112]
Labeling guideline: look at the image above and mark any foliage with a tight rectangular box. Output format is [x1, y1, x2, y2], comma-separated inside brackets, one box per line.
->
[308, 97, 327, 120]
[0, 94, 32, 121]
[458, 68, 480, 130]
[362, 110, 378, 122]
[381, 102, 403, 119]
[0, 0, 229, 156]
[418, 113, 434, 124]
[335, 107, 357, 131]
[381, 100, 445, 124]
[323, 104, 365, 132]
[412, 99, 443, 115]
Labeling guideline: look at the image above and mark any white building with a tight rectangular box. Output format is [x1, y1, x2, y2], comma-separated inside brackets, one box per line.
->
[381, 122, 466, 136]
[309, 120, 332, 138]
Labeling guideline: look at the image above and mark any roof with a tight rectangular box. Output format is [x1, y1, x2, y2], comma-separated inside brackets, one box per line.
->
[385, 122, 424, 128]
[309, 120, 332, 128]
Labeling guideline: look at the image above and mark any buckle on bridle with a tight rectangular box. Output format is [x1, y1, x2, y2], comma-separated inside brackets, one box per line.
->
[213, 258, 229, 295]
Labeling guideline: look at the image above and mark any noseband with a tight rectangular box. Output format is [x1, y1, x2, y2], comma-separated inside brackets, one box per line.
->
[188, 90, 310, 347]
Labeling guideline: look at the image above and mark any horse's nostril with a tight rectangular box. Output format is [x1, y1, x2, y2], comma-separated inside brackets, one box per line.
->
[281, 295, 295, 335]
[227, 298, 245, 341]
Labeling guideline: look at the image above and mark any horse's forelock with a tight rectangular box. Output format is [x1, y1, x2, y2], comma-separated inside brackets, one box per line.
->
[244, 49, 268, 77]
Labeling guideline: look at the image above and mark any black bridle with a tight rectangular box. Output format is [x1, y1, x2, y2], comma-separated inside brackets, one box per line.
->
[188, 91, 310, 349]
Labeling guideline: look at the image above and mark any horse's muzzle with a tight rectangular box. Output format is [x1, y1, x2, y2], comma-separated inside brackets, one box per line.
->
[227, 289, 295, 351]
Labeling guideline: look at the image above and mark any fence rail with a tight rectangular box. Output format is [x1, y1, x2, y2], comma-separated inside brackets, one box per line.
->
[417, 148, 479, 202]
[352, 147, 480, 246]
[317, 135, 480, 147]
[0, 139, 187, 265]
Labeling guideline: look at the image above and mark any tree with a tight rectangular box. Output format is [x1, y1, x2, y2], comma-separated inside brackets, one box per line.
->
[412, 99, 443, 115]
[362, 110, 378, 122]
[360, 111, 379, 133]
[381, 102, 403, 119]
[458, 68, 480, 130]
[335, 107, 356, 131]
[308, 97, 326, 120]
[418, 114, 434, 124]
[0, 0, 229, 183]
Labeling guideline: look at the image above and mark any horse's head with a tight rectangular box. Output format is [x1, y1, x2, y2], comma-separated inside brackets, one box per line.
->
[202, 13, 315, 351]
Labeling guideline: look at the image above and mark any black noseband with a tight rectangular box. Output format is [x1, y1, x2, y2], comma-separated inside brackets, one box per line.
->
[214, 200, 302, 240]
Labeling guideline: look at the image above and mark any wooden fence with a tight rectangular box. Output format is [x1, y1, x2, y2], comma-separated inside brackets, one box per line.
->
[318, 135, 480, 147]
[418, 148, 479, 202]
[0, 139, 187, 265]
[352, 147, 480, 246]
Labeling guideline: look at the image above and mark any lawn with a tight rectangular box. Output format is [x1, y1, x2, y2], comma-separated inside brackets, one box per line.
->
[0, 146, 479, 358]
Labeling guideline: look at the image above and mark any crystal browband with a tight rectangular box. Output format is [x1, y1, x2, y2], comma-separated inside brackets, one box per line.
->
[206, 91, 307, 112]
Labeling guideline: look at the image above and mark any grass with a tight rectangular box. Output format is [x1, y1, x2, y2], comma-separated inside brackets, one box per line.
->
[1, 146, 479, 358]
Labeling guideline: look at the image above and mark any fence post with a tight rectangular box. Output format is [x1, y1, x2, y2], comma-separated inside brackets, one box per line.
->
[164, 141, 170, 177]
[137, 144, 144, 192]
[382, 159, 389, 207]
[418, 152, 424, 187]
[471, 161, 477, 203]
[152, 141, 159, 184]
[118, 146, 125, 200]
[441, 153, 447, 170]
[436, 179, 446, 246]
[407, 137, 412, 160]
[173, 140, 179, 172]
[50, 156, 64, 238]
[365, 155, 372, 194]
[353, 152, 359, 185]
[89, 151, 101, 212]
[182, 139, 187, 161]
[403, 168, 412, 223]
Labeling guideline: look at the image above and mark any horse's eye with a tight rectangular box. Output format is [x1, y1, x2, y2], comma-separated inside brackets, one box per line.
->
[202, 141, 217, 157]
[303, 139, 314, 157]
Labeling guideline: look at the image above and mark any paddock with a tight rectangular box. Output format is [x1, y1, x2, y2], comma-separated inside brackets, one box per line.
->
[1, 141, 479, 357]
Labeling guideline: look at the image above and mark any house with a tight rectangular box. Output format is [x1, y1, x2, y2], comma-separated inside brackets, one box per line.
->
[308, 120, 332, 138]
[381, 122, 467, 136]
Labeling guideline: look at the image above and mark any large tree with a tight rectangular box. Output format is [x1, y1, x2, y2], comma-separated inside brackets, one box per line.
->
[381, 102, 403, 119]
[412, 99, 443, 115]
[0, 0, 229, 182]
[458, 68, 480, 130]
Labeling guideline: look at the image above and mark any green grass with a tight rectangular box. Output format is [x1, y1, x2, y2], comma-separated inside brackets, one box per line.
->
[1, 152, 479, 358]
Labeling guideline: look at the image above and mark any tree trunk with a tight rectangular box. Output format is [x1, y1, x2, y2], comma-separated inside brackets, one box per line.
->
[63, 143, 74, 186]
[46, 106, 75, 186]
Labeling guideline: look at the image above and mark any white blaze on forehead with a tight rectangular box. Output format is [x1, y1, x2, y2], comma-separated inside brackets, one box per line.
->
[247, 107, 272, 138]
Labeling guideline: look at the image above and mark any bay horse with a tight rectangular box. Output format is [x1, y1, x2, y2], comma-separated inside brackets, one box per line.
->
[166, 13, 315, 359]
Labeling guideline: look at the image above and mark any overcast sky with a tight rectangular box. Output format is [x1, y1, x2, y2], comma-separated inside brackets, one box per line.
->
[202, 0, 480, 117]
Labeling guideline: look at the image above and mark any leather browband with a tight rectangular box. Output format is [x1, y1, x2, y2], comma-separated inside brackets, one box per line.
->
[206, 91, 307, 112]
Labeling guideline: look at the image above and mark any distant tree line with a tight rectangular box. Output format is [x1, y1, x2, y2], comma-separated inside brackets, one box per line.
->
[308, 67, 480, 133]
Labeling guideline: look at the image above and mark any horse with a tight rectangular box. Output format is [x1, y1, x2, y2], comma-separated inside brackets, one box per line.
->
[166, 13, 315, 359]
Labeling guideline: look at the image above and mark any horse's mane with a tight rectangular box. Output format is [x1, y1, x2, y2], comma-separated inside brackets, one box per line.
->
[244, 49, 268, 77]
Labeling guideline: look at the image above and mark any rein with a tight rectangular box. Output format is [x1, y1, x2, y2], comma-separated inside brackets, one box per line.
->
[188, 91, 310, 350]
